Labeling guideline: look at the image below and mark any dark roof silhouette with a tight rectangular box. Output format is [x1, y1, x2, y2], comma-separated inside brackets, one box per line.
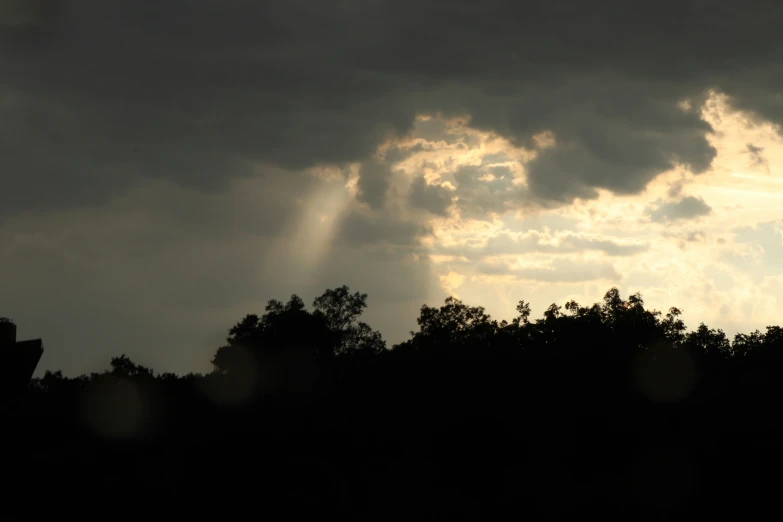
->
[0, 318, 43, 401]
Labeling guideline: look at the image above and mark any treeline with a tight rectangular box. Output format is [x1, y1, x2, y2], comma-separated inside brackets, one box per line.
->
[7, 286, 783, 519]
[29, 285, 783, 386]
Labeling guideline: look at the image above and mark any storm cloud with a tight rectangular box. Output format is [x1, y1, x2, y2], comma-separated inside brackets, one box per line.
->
[5, 0, 783, 375]
[4, 0, 783, 214]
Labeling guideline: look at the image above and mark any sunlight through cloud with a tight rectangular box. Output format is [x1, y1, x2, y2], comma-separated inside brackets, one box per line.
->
[368, 92, 783, 335]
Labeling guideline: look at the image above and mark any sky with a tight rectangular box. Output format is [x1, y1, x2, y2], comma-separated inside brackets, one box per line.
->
[2, 1, 783, 376]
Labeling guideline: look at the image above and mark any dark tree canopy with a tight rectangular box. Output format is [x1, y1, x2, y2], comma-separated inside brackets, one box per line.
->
[312, 285, 386, 355]
[10, 285, 783, 518]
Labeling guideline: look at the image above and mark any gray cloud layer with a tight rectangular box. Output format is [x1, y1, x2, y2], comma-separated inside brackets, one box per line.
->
[4, 1, 783, 375]
[0, 171, 435, 375]
[4, 0, 783, 215]
[646, 196, 713, 223]
[408, 175, 453, 216]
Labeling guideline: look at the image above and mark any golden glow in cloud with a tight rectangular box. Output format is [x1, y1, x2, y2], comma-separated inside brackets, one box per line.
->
[369, 93, 783, 337]
[439, 271, 466, 299]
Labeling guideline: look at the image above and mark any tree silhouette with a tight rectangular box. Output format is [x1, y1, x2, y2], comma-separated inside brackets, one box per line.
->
[8, 285, 783, 518]
[108, 354, 155, 379]
[312, 285, 386, 355]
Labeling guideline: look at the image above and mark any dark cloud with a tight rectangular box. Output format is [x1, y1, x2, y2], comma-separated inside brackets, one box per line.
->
[356, 158, 392, 210]
[5, 1, 783, 216]
[408, 175, 452, 216]
[468, 83, 716, 202]
[4, 0, 783, 375]
[382, 141, 439, 166]
[451, 165, 527, 218]
[0, 0, 44, 27]
[744, 143, 768, 171]
[338, 208, 431, 248]
[0, 1, 417, 214]
[646, 196, 713, 223]
[667, 178, 686, 198]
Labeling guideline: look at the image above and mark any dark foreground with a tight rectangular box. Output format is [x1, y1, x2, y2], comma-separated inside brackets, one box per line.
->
[4, 287, 783, 520]
[5, 356, 783, 521]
